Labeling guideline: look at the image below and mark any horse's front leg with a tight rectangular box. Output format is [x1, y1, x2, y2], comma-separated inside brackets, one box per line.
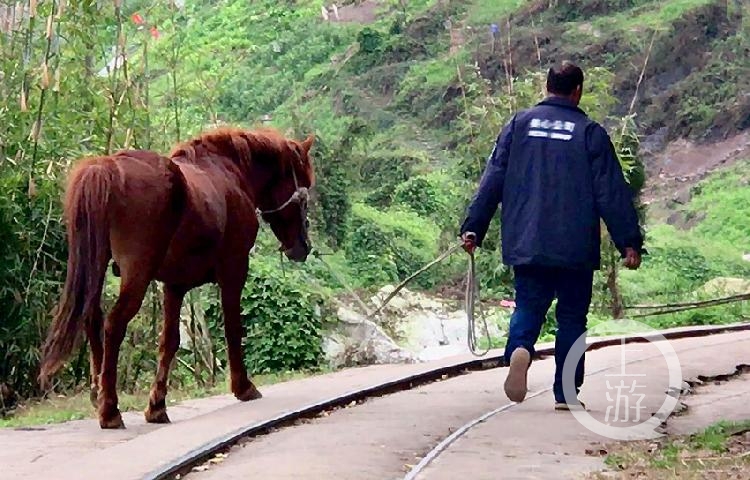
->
[218, 265, 262, 402]
[145, 284, 186, 423]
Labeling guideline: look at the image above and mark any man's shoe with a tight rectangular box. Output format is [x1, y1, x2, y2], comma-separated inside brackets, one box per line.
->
[504, 347, 531, 402]
[554, 400, 587, 411]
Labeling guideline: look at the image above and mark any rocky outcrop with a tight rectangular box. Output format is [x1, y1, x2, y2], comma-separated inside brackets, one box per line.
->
[323, 285, 510, 367]
[698, 277, 750, 296]
[323, 306, 418, 369]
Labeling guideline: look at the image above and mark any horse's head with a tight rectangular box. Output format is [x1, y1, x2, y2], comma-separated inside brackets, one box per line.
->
[256, 133, 316, 262]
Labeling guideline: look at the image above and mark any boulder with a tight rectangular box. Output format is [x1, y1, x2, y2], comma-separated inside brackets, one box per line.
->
[322, 305, 418, 369]
[698, 277, 750, 296]
[324, 286, 511, 367]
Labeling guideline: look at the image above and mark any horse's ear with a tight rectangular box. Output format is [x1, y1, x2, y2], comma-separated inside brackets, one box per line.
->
[301, 133, 315, 153]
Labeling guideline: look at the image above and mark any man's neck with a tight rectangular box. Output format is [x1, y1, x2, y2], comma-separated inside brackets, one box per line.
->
[546, 93, 577, 104]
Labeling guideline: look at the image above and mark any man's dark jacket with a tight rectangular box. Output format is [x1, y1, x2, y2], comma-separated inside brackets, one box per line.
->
[460, 97, 644, 271]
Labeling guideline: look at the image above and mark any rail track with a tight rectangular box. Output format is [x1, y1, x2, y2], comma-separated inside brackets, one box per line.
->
[147, 321, 750, 480]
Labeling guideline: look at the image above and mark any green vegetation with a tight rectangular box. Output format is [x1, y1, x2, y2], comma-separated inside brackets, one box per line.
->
[206, 260, 330, 375]
[0, 0, 747, 425]
[0, 368, 325, 428]
[591, 0, 717, 31]
[595, 419, 750, 477]
[466, 0, 526, 24]
[687, 162, 750, 247]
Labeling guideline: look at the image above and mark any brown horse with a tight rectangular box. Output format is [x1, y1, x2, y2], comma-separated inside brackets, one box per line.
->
[38, 127, 315, 429]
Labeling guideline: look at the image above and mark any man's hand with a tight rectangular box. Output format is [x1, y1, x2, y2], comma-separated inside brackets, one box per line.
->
[623, 247, 641, 270]
[462, 232, 477, 254]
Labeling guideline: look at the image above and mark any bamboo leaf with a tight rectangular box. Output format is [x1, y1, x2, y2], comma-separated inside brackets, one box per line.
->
[27, 177, 36, 198]
[40, 62, 49, 89]
[124, 127, 132, 148]
[29, 119, 41, 142]
[45, 13, 52, 38]
[52, 68, 60, 92]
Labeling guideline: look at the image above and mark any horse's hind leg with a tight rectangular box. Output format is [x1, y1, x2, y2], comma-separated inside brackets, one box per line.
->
[86, 305, 104, 408]
[217, 261, 262, 402]
[98, 269, 151, 429]
[145, 284, 186, 424]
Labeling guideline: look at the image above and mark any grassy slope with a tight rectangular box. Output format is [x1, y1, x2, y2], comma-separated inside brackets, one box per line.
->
[590, 419, 750, 478]
[0, 370, 326, 428]
[3, 1, 747, 427]
[146, 0, 746, 162]
[618, 158, 750, 327]
[144, 0, 747, 305]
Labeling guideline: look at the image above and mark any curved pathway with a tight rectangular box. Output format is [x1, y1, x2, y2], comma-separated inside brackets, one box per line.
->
[183, 331, 750, 479]
[3, 325, 749, 480]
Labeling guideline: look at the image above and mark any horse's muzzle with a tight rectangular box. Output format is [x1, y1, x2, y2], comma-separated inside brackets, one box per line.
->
[283, 242, 310, 262]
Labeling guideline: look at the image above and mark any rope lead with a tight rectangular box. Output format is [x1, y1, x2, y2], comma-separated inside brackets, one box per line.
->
[311, 241, 750, 360]
[313, 240, 495, 358]
[466, 250, 492, 357]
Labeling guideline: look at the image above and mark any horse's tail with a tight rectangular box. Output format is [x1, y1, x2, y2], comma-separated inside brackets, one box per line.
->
[38, 161, 114, 388]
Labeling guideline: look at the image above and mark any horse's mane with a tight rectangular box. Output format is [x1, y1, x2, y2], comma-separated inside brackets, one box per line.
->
[169, 126, 312, 180]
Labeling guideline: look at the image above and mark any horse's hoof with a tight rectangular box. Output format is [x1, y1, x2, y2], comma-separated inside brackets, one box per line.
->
[235, 384, 263, 402]
[144, 406, 171, 424]
[99, 410, 125, 429]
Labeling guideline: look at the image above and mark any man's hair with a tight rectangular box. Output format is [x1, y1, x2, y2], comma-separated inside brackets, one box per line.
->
[546, 61, 584, 96]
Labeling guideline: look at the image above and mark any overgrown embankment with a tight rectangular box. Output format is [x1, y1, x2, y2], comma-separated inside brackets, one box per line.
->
[0, 0, 747, 418]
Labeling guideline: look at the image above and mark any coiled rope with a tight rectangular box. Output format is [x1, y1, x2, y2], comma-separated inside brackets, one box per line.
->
[313, 240, 494, 357]
[311, 243, 750, 358]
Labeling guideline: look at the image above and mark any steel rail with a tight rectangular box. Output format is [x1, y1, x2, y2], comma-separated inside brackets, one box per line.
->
[145, 321, 750, 480]
[403, 328, 750, 479]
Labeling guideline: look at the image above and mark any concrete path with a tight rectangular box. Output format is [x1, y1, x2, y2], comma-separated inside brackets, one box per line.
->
[183, 331, 750, 480]
[184, 368, 539, 480]
[416, 331, 750, 480]
[668, 368, 750, 436]
[2, 325, 749, 480]
[1, 349, 507, 480]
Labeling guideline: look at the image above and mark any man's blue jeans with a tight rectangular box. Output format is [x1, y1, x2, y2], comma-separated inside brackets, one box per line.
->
[503, 264, 594, 403]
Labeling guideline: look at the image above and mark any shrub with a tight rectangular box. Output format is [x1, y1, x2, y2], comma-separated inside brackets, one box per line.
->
[345, 203, 442, 289]
[309, 137, 352, 249]
[361, 148, 427, 207]
[206, 258, 330, 375]
[0, 172, 68, 401]
[618, 224, 750, 306]
[392, 172, 453, 220]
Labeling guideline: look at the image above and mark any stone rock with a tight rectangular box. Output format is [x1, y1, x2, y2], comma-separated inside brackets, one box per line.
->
[369, 285, 444, 314]
[322, 305, 417, 369]
[401, 308, 506, 362]
[672, 401, 688, 415]
[698, 277, 750, 296]
[325, 285, 512, 366]
[671, 187, 692, 205]
[666, 210, 705, 230]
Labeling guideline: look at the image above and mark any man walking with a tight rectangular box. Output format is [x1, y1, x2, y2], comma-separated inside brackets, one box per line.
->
[459, 62, 645, 410]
